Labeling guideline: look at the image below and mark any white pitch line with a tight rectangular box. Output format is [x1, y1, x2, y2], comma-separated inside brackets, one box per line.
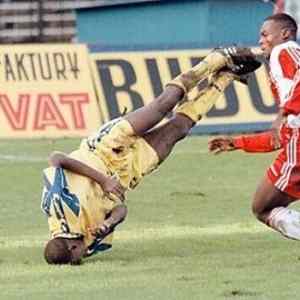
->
[0, 149, 210, 163]
[0, 154, 46, 162]
[0, 223, 270, 249]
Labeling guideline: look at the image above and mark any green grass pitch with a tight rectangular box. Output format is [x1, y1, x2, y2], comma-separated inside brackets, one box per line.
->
[1, 136, 300, 300]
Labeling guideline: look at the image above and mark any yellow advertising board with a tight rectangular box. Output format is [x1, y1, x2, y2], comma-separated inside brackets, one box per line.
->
[0, 44, 101, 138]
[90, 49, 277, 133]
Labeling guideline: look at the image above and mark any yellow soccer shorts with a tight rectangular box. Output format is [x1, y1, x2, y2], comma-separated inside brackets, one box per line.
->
[83, 118, 160, 189]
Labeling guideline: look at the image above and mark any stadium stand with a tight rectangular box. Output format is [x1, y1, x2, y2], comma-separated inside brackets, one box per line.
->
[0, 0, 159, 43]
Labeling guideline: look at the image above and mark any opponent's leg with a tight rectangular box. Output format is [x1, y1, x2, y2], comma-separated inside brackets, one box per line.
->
[252, 175, 300, 239]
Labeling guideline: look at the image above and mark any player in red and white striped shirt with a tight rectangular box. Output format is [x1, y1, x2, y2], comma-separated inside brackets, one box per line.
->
[209, 13, 300, 241]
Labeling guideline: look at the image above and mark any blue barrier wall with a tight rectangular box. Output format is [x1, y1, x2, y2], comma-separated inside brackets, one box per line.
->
[78, 1, 276, 134]
[76, 0, 273, 49]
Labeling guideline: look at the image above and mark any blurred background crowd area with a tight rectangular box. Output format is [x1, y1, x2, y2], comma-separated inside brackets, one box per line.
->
[0, 0, 298, 46]
[0, 0, 159, 43]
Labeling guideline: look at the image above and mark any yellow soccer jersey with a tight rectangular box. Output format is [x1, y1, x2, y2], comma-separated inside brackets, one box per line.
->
[41, 118, 159, 256]
[83, 118, 159, 189]
[41, 147, 122, 256]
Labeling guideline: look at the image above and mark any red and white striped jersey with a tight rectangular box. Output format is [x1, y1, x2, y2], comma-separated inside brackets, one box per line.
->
[269, 40, 300, 116]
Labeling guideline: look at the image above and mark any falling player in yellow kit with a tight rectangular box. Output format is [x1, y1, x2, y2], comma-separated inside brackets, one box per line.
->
[41, 47, 261, 264]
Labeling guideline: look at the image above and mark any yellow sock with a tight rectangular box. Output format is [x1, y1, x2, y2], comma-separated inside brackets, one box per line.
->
[175, 72, 234, 122]
[166, 51, 228, 94]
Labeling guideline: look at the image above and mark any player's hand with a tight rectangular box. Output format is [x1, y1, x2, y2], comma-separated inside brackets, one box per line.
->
[208, 136, 236, 154]
[102, 176, 126, 202]
[270, 127, 282, 150]
[89, 220, 113, 238]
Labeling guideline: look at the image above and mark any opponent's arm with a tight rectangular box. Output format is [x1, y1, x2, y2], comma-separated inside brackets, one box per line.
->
[231, 107, 285, 153]
[209, 131, 282, 154]
[49, 151, 125, 201]
[270, 108, 285, 149]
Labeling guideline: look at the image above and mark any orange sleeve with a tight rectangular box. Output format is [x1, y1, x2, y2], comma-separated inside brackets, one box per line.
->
[232, 131, 281, 153]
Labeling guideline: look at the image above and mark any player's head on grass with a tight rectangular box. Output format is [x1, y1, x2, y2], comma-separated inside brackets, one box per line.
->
[259, 13, 298, 58]
[44, 237, 86, 265]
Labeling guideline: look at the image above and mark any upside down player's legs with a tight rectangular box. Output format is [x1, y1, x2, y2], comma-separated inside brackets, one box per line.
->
[125, 51, 231, 137]
[167, 51, 229, 93]
[125, 85, 184, 136]
[143, 113, 194, 163]
[143, 72, 235, 163]
[175, 72, 234, 122]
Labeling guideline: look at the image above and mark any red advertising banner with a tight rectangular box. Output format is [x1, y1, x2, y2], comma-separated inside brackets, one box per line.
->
[0, 44, 101, 138]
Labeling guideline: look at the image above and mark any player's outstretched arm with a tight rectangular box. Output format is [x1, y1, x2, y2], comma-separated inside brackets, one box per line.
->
[89, 204, 128, 238]
[49, 151, 125, 201]
[208, 136, 236, 154]
[209, 131, 282, 155]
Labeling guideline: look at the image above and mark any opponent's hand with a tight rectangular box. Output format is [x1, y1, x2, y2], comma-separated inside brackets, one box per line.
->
[270, 127, 282, 150]
[208, 136, 236, 154]
[102, 176, 126, 202]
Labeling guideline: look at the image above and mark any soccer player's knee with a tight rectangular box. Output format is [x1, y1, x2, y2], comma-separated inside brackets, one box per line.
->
[251, 199, 265, 222]
[44, 238, 83, 265]
[173, 116, 192, 138]
[251, 202, 260, 218]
